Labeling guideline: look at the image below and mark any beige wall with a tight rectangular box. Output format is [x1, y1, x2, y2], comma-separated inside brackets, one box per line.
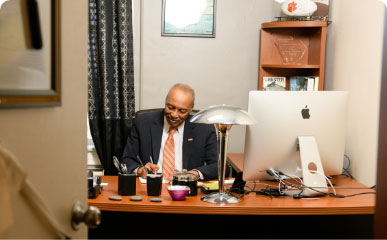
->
[135, 0, 386, 185]
[134, 0, 274, 153]
[0, 0, 88, 238]
[325, 0, 385, 186]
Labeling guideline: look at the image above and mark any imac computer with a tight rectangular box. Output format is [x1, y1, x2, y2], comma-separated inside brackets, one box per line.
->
[242, 91, 348, 196]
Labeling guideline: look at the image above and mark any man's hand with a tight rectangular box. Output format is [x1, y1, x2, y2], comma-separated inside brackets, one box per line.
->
[137, 162, 159, 178]
[187, 170, 200, 179]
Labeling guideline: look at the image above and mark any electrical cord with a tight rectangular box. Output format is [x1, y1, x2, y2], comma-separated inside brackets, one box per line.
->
[266, 169, 305, 196]
[228, 180, 285, 198]
[329, 192, 376, 198]
[310, 170, 336, 195]
[251, 186, 288, 198]
[227, 180, 248, 197]
[226, 169, 375, 199]
[275, 170, 376, 198]
[343, 154, 355, 179]
[273, 171, 332, 197]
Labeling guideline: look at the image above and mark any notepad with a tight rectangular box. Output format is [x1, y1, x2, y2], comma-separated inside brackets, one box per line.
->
[207, 179, 235, 185]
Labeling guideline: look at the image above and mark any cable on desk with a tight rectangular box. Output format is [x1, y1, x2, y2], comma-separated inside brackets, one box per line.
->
[241, 181, 256, 192]
[329, 192, 376, 198]
[342, 154, 355, 180]
[310, 170, 336, 195]
[313, 186, 374, 190]
[227, 180, 279, 198]
[271, 171, 330, 197]
[273, 170, 376, 199]
[227, 169, 375, 200]
[227, 180, 249, 198]
[227, 180, 286, 199]
[251, 186, 287, 198]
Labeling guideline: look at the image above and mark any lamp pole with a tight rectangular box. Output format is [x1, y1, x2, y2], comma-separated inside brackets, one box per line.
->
[189, 104, 255, 204]
[216, 124, 230, 201]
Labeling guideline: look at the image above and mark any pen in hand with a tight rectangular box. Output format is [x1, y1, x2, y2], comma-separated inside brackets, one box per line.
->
[150, 156, 156, 174]
[137, 155, 151, 174]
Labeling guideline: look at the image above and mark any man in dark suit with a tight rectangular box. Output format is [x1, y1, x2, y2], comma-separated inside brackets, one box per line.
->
[121, 83, 218, 180]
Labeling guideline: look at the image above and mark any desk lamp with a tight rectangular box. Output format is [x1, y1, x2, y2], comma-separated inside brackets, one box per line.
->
[190, 105, 255, 203]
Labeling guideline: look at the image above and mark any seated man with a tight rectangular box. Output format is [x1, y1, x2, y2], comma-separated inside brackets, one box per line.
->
[121, 83, 218, 181]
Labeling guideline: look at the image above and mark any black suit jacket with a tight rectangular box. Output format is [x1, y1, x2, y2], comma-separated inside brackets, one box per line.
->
[121, 109, 218, 180]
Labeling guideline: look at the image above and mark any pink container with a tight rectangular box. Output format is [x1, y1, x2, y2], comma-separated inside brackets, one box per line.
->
[167, 185, 190, 201]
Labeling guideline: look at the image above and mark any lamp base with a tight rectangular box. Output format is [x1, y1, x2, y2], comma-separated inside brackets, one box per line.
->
[201, 192, 241, 204]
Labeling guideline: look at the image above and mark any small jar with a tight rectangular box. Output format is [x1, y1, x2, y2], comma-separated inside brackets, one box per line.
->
[172, 171, 198, 196]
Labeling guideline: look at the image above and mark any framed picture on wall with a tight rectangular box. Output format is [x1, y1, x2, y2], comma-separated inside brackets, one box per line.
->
[161, 0, 216, 38]
[0, 0, 60, 108]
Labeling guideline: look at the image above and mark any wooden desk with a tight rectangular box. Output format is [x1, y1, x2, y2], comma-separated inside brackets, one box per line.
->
[88, 175, 375, 215]
[227, 153, 244, 172]
[89, 155, 375, 238]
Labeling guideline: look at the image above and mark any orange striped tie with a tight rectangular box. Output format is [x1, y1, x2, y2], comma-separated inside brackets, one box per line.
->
[163, 127, 176, 180]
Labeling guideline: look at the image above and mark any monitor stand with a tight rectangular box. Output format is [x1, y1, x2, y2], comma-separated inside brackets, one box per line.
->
[296, 136, 328, 197]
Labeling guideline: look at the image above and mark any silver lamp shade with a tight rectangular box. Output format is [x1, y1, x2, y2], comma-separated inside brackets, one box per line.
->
[190, 105, 255, 125]
[190, 105, 255, 204]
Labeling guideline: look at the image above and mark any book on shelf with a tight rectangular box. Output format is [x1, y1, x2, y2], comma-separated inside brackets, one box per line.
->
[289, 76, 306, 91]
[289, 76, 319, 91]
[314, 77, 319, 91]
[306, 77, 314, 91]
[263, 77, 286, 91]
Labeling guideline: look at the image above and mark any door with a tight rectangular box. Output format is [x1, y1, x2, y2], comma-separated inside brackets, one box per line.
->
[0, 0, 90, 238]
[374, 2, 387, 238]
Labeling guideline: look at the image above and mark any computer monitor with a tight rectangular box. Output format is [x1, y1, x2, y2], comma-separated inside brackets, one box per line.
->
[242, 91, 348, 196]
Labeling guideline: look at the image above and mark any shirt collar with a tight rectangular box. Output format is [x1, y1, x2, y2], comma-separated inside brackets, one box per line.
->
[163, 116, 185, 133]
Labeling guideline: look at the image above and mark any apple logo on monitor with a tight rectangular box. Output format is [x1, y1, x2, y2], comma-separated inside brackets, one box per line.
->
[301, 105, 310, 119]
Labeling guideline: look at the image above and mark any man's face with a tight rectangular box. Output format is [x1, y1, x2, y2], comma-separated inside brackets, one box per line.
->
[165, 88, 193, 128]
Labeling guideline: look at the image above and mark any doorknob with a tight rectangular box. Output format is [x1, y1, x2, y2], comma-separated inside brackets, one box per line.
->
[71, 201, 101, 230]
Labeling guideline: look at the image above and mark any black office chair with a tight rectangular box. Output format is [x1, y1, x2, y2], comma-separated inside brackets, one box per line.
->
[134, 108, 199, 117]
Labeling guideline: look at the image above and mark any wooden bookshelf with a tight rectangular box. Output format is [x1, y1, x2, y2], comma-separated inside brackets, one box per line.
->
[258, 21, 327, 90]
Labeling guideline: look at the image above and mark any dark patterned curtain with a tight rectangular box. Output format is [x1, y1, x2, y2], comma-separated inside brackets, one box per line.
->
[88, 0, 135, 175]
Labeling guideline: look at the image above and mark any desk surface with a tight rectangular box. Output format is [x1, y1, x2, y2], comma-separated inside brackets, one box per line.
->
[227, 153, 244, 172]
[89, 174, 375, 215]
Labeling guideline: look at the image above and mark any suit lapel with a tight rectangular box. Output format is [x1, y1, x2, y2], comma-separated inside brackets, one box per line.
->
[183, 115, 195, 169]
[151, 110, 164, 164]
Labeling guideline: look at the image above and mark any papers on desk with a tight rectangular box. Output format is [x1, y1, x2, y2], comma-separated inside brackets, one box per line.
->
[139, 177, 147, 184]
[197, 179, 234, 187]
[207, 179, 235, 185]
[139, 177, 235, 185]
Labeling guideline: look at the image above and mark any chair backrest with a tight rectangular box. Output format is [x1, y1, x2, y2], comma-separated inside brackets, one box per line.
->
[135, 108, 199, 117]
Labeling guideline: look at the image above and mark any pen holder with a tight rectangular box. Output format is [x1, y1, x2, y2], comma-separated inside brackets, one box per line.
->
[118, 173, 136, 196]
[146, 173, 163, 196]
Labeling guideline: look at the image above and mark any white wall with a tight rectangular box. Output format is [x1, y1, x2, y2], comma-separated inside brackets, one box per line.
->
[135, 0, 273, 153]
[133, 0, 386, 185]
[0, 0, 88, 238]
[325, 0, 385, 186]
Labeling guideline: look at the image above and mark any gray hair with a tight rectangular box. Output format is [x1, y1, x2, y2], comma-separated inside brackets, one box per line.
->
[165, 83, 195, 107]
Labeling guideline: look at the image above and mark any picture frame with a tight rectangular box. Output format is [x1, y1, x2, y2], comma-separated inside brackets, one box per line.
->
[0, 0, 60, 108]
[161, 0, 216, 38]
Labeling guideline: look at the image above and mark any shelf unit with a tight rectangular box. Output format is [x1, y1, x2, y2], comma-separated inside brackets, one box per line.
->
[258, 21, 327, 90]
